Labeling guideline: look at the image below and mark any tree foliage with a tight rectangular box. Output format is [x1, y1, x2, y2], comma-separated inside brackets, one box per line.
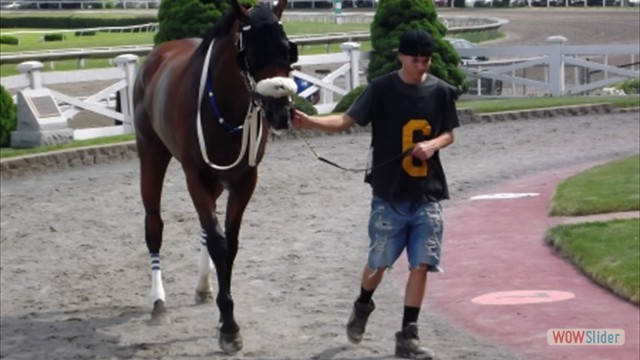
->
[154, 0, 228, 45]
[0, 85, 17, 148]
[368, 0, 466, 90]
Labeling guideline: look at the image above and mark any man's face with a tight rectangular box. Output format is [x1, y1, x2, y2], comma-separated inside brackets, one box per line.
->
[399, 54, 431, 82]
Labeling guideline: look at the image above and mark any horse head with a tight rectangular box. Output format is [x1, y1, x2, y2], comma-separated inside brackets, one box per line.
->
[232, 0, 298, 132]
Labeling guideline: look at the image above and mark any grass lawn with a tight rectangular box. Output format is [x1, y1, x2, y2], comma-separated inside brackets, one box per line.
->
[546, 219, 640, 305]
[549, 155, 640, 216]
[546, 155, 640, 304]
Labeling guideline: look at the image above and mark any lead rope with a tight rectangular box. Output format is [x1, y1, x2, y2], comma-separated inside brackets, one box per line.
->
[299, 130, 413, 172]
[196, 39, 261, 170]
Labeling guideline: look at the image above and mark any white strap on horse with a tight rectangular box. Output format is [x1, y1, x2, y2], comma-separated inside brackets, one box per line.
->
[196, 39, 263, 170]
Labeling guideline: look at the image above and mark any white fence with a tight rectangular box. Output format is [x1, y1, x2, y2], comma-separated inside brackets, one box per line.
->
[1, 37, 638, 142]
[457, 36, 639, 97]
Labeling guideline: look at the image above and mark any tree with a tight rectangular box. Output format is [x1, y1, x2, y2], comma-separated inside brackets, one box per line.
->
[154, 0, 229, 45]
[0, 85, 17, 148]
[368, 0, 466, 90]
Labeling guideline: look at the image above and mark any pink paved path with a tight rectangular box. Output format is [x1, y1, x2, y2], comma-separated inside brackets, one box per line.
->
[398, 161, 640, 360]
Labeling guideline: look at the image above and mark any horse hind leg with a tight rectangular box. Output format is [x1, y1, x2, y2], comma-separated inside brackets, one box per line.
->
[194, 183, 223, 305]
[137, 134, 172, 325]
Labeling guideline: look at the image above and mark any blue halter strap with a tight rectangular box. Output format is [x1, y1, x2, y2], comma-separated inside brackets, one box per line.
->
[206, 75, 244, 134]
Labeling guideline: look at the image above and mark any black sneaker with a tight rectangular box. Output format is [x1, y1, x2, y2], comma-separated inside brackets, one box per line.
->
[346, 300, 375, 344]
[395, 323, 435, 359]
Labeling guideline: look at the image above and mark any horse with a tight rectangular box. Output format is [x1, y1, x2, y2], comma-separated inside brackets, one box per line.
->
[132, 0, 298, 353]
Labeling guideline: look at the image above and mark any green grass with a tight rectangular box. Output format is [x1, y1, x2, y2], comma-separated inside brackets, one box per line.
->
[0, 134, 135, 159]
[549, 155, 640, 216]
[546, 155, 640, 305]
[458, 96, 640, 112]
[546, 219, 640, 305]
[0, 21, 505, 76]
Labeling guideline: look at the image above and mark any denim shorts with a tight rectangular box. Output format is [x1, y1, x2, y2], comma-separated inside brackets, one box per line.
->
[367, 195, 444, 272]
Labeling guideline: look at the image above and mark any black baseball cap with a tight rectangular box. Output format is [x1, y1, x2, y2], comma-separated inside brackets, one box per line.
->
[398, 29, 434, 57]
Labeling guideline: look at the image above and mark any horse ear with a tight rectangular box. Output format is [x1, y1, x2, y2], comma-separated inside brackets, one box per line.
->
[273, 0, 287, 19]
[230, 0, 250, 23]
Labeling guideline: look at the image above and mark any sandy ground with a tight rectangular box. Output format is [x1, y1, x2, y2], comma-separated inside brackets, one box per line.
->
[2, 7, 640, 360]
[1, 111, 639, 360]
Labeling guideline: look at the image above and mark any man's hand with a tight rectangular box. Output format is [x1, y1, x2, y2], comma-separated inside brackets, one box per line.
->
[411, 141, 438, 161]
[292, 109, 310, 130]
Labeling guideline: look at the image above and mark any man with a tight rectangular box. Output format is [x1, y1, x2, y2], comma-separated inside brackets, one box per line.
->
[292, 29, 460, 359]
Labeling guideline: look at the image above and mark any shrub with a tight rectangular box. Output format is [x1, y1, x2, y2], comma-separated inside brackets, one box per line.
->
[368, 0, 466, 91]
[332, 85, 367, 113]
[74, 30, 97, 37]
[155, 0, 226, 45]
[293, 95, 317, 115]
[0, 85, 17, 148]
[0, 35, 19, 45]
[616, 79, 640, 95]
[155, 0, 259, 45]
[43, 33, 66, 42]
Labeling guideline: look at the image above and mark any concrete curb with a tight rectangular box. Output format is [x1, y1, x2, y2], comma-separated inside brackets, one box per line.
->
[1, 104, 638, 180]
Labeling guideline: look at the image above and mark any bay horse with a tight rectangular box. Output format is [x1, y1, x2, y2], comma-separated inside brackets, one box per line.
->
[132, 0, 297, 353]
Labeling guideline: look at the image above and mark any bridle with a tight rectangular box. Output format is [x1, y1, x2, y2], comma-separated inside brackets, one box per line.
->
[195, 10, 297, 171]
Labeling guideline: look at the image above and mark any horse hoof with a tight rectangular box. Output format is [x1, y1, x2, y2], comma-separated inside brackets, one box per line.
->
[149, 300, 170, 325]
[219, 330, 243, 354]
[194, 289, 214, 305]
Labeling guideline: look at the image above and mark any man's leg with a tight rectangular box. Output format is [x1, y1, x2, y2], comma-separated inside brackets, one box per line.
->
[396, 266, 434, 359]
[346, 265, 384, 344]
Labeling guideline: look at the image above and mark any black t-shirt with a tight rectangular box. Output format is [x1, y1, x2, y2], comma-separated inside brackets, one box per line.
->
[347, 71, 460, 202]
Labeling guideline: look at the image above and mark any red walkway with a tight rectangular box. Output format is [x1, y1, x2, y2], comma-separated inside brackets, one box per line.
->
[398, 162, 640, 360]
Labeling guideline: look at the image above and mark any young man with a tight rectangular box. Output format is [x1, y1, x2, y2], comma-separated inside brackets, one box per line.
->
[292, 29, 460, 359]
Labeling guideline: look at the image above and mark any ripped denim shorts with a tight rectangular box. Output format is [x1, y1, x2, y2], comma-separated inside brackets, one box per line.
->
[367, 195, 444, 272]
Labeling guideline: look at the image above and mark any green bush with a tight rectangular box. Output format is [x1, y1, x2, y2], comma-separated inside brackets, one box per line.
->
[293, 95, 317, 115]
[155, 0, 226, 45]
[74, 30, 97, 37]
[155, 0, 260, 45]
[0, 35, 19, 45]
[0, 85, 17, 148]
[616, 79, 640, 95]
[332, 85, 367, 113]
[368, 0, 466, 91]
[43, 33, 66, 42]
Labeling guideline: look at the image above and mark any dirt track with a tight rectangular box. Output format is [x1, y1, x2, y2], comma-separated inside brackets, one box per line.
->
[1, 8, 640, 360]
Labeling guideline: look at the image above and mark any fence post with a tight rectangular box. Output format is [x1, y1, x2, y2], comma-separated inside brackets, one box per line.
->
[16, 61, 44, 90]
[114, 54, 139, 134]
[546, 35, 567, 96]
[340, 42, 361, 92]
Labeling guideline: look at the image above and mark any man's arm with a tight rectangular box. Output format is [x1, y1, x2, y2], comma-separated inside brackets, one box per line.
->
[292, 109, 356, 133]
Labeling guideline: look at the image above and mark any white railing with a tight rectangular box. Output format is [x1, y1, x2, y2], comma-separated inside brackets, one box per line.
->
[1, 54, 138, 141]
[456, 36, 639, 97]
[2, 37, 638, 143]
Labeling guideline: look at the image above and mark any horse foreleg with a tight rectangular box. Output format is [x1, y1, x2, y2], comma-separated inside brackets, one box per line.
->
[137, 136, 172, 326]
[186, 171, 242, 354]
[224, 169, 258, 288]
[195, 183, 224, 305]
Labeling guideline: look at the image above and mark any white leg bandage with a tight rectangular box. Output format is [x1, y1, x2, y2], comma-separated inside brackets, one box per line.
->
[150, 269, 166, 304]
[196, 231, 213, 292]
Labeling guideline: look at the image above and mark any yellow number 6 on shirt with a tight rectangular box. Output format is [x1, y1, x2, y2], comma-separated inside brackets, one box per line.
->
[402, 119, 432, 177]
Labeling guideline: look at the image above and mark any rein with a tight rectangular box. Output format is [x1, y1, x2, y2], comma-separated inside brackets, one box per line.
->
[299, 130, 413, 173]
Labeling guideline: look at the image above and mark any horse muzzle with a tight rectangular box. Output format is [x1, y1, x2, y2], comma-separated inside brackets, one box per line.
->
[254, 77, 297, 133]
